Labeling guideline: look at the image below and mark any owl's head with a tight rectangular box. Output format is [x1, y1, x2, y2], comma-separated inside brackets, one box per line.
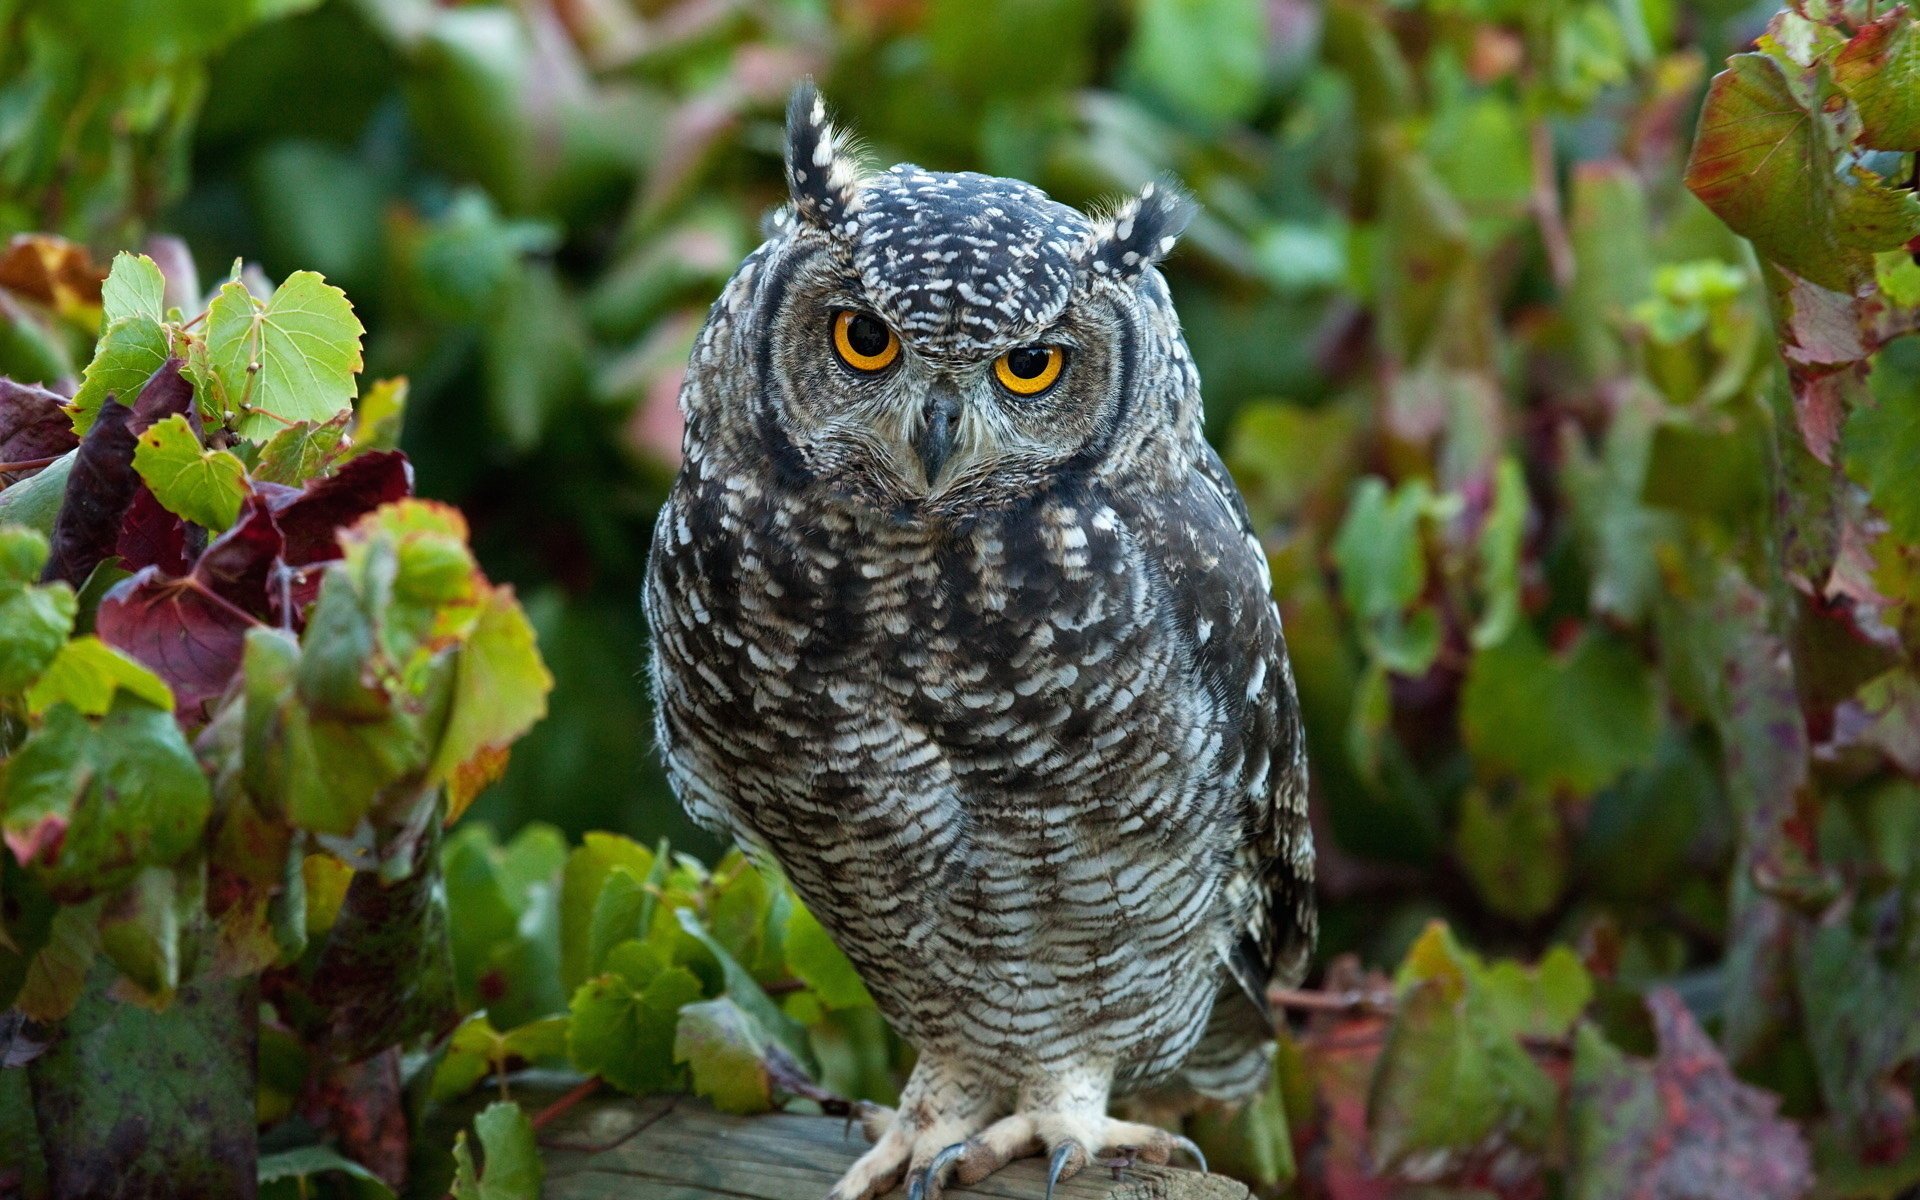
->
[690, 83, 1197, 521]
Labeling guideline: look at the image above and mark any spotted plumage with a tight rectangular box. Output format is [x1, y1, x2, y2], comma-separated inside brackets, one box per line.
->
[645, 83, 1315, 1200]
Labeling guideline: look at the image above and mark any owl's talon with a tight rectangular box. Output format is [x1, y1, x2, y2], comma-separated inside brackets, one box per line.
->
[1044, 1142, 1086, 1200]
[905, 1142, 967, 1200]
[1169, 1135, 1208, 1174]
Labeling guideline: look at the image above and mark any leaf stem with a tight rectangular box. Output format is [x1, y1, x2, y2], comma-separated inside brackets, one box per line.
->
[529, 1077, 602, 1131]
[0, 455, 61, 475]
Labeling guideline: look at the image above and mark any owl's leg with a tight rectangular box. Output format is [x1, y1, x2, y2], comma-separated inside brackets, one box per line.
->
[918, 1069, 1205, 1200]
[825, 1054, 1001, 1200]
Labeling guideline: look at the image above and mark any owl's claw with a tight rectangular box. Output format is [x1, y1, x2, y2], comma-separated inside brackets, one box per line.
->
[1170, 1135, 1208, 1174]
[1044, 1142, 1086, 1200]
[905, 1143, 968, 1200]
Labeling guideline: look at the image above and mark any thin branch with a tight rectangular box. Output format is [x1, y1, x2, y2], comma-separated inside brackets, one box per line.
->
[1530, 119, 1576, 292]
[1271, 985, 1395, 1014]
[530, 1077, 603, 1132]
[0, 455, 61, 475]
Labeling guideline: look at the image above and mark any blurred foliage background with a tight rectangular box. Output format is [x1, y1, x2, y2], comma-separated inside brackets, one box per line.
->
[6, 0, 1920, 1193]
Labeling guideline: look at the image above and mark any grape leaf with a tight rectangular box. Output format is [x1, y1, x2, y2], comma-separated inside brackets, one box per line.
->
[450, 1101, 542, 1200]
[568, 964, 703, 1094]
[0, 697, 212, 900]
[101, 253, 166, 326]
[1844, 385, 1920, 542]
[1462, 624, 1659, 794]
[254, 414, 348, 486]
[41, 398, 138, 587]
[24, 635, 172, 716]
[1834, 13, 1920, 151]
[1684, 54, 1869, 292]
[207, 271, 365, 439]
[132, 414, 248, 532]
[0, 526, 76, 695]
[428, 583, 552, 789]
[675, 997, 777, 1114]
[69, 318, 170, 435]
[96, 496, 281, 715]
[560, 834, 656, 990]
[1569, 990, 1812, 1200]
[784, 900, 870, 1010]
[0, 379, 78, 464]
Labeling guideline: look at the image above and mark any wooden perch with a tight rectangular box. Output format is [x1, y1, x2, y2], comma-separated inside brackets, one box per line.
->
[541, 1097, 1251, 1200]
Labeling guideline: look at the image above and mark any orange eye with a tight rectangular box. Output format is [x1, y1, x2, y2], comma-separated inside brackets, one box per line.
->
[993, 345, 1065, 396]
[832, 310, 900, 373]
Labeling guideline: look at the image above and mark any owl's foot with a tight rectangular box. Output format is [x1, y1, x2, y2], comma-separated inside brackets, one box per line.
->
[825, 1057, 998, 1200]
[898, 1113, 1205, 1200]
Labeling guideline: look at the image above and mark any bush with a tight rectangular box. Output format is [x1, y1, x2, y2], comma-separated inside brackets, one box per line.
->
[2, 0, 1919, 1196]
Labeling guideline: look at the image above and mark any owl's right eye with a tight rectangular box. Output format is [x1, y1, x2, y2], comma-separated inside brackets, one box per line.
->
[831, 310, 901, 373]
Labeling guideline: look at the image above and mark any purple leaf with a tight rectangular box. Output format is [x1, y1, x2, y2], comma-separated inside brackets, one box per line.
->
[0, 378, 78, 464]
[40, 399, 137, 586]
[266, 449, 412, 567]
[115, 486, 188, 575]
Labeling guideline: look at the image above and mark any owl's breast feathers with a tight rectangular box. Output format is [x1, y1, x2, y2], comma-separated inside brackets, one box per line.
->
[646, 431, 1314, 1009]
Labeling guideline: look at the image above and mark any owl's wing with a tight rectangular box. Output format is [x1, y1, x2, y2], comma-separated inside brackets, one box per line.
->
[1138, 442, 1317, 1013]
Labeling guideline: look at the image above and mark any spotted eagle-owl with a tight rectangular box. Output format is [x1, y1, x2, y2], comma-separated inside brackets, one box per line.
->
[645, 85, 1315, 1200]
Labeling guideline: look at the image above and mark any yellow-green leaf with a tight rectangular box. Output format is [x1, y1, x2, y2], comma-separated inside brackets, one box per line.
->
[132, 414, 247, 531]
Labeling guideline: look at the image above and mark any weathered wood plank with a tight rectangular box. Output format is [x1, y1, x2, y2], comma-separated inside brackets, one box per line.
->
[542, 1099, 1249, 1200]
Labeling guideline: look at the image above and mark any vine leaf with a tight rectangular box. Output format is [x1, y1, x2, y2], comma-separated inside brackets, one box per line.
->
[100, 252, 166, 326]
[1570, 989, 1812, 1200]
[206, 271, 365, 439]
[451, 1101, 542, 1200]
[132, 413, 248, 532]
[1833, 11, 1920, 151]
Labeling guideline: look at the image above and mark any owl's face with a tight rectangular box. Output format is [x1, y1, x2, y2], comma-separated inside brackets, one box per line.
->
[705, 86, 1195, 521]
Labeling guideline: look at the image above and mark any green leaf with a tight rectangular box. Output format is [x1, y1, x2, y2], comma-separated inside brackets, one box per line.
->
[26, 964, 255, 1196]
[252, 413, 348, 486]
[96, 865, 183, 1000]
[674, 907, 813, 1066]
[567, 964, 702, 1094]
[784, 901, 871, 1011]
[1462, 624, 1659, 794]
[25, 635, 172, 716]
[560, 834, 655, 990]
[451, 1101, 542, 1200]
[1834, 13, 1920, 151]
[676, 997, 778, 1114]
[69, 318, 169, 434]
[428, 583, 553, 789]
[1844, 381, 1920, 542]
[206, 271, 365, 440]
[0, 529, 76, 695]
[1332, 477, 1441, 675]
[1683, 53, 1915, 291]
[1370, 927, 1558, 1170]
[132, 414, 248, 531]
[1455, 786, 1567, 921]
[1471, 457, 1526, 650]
[101, 253, 166, 325]
[352, 377, 408, 453]
[1125, 0, 1266, 125]
[0, 698, 212, 899]
[258, 1144, 396, 1200]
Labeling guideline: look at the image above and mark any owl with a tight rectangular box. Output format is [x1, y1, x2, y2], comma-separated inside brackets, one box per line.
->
[645, 84, 1315, 1200]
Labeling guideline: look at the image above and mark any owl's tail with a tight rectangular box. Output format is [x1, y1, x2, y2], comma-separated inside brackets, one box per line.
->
[1174, 986, 1275, 1102]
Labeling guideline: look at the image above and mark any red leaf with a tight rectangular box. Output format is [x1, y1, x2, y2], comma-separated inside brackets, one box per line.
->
[115, 486, 188, 575]
[94, 498, 285, 717]
[3, 811, 66, 869]
[265, 450, 412, 567]
[127, 357, 196, 438]
[95, 571, 259, 717]
[41, 399, 137, 586]
[0, 378, 78, 464]
[1572, 988, 1812, 1200]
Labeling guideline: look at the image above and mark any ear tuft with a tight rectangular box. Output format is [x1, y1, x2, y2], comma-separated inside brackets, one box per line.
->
[785, 81, 862, 230]
[1084, 176, 1196, 280]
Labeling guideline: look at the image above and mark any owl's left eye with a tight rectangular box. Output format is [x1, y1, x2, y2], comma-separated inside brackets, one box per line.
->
[831, 310, 901, 373]
[993, 345, 1065, 397]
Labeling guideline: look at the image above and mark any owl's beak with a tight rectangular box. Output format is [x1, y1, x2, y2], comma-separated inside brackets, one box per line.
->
[915, 387, 961, 486]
